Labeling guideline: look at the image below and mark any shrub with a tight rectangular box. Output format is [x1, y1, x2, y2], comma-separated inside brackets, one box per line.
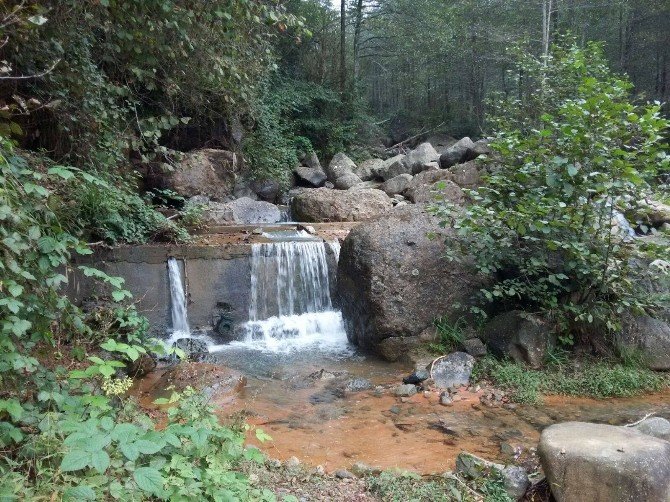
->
[433, 40, 670, 343]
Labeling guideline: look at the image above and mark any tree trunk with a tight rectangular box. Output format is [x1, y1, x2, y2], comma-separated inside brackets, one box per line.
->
[353, 0, 364, 86]
[340, 0, 347, 99]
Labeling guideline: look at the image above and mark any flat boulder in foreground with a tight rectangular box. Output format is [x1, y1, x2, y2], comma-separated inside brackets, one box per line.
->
[539, 422, 670, 502]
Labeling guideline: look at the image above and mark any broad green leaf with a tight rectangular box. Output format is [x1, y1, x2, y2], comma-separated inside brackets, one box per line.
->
[60, 450, 90, 472]
[133, 467, 165, 495]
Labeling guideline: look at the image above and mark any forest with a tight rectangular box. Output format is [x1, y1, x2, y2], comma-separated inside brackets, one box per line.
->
[1, 0, 669, 500]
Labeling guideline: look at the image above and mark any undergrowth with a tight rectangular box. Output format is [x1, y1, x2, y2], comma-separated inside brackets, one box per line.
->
[473, 356, 668, 404]
[366, 470, 512, 502]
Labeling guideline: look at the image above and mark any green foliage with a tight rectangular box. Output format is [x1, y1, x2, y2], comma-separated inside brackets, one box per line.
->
[473, 356, 668, 404]
[0, 137, 272, 500]
[366, 470, 511, 502]
[5, 1, 303, 170]
[429, 317, 467, 354]
[434, 40, 670, 340]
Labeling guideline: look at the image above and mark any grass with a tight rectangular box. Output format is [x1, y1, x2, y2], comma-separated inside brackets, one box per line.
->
[365, 470, 512, 502]
[429, 316, 468, 354]
[472, 355, 669, 405]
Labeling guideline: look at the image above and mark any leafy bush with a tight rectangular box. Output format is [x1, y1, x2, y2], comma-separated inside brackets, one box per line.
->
[0, 138, 271, 500]
[434, 40, 670, 342]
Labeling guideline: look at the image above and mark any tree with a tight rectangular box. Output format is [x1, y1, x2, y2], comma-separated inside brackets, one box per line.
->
[434, 41, 669, 343]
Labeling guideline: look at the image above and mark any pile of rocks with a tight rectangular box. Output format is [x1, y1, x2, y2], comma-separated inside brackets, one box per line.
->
[139, 136, 490, 226]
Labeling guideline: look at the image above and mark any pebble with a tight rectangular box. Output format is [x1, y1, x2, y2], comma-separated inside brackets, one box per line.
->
[395, 384, 417, 397]
[389, 406, 401, 414]
[335, 469, 355, 479]
[440, 392, 453, 406]
[314, 465, 325, 475]
[286, 456, 301, 469]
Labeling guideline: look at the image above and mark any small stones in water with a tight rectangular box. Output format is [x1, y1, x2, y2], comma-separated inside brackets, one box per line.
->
[395, 384, 417, 397]
[439, 392, 453, 406]
[402, 369, 430, 385]
[252, 227, 263, 235]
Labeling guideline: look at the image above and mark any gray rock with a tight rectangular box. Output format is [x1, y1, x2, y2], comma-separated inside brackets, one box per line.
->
[305, 151, 323, 171]
[448, 160, 481, 188]
[250, 178, 280, 203]
[439, 392, 453, 406]
[439, 137, 476, 169]
[327, 153, 358, 181]
[539, 422, 670, 502]
[172, 338, 209, 361]
[405, 171, 465, 205]
[456, 452, 530, 501]
[472, 139, 492, 156]
[405, 142, 440, 174]
[395, 384, 417, 397]
[381, 173, 413, 196]
[375, 154, 409, 181]
[334, 172, 363, 190]
[431, 352, 475, 389]
[203, 197, 282, 225]
[482, 311, 554, 368]
[349, 180, 383, 191]
[291, 187, 393, 223]
[338, 205, 485, 357]
[425, 134, 458, 154]
[344, 378, 373, 393]
[630, 417, 670, 441]
[402, 369, 430, 384]
[233, 180, 259, 201]
[617, 315, 670, 370]
[294, 165, 328, 188]
[355, 159, 383, 181]
[462, 338, 487, 357]
[144, 149, 241, 201]
[335, 469, 355, 479]
[125, 353, 156, 378]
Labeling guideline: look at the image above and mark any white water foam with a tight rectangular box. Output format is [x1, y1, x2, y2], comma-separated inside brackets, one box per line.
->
[166, 257, 190, 344]
[210, 240, 351, 355]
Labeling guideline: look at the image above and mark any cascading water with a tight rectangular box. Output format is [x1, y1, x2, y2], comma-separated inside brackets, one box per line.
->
[211, 240, 351, 354]
[166, 257, 193, 346]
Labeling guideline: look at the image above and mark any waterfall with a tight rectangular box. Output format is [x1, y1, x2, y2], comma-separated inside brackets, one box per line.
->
[329, 241, 341, 262]
[167, 257, 190, 339]
[211, 240, 350, 354]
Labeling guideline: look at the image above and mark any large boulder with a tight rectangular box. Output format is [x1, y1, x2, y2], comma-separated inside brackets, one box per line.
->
[334, 172, 363, 190]
[145, 149, 241, 201]
[250, 178, 280, 203]
[439, 137, 477, 169]
[375, 154, 410, 181]
[291, 188, 393, 223]
[481, 311, 554, 368]
[631, 417, 670, 442]
[203, 197, 282, 225]
[405, 142, 440, 174]
[539, 422, 670, 502]
[326, 153, 362, 189]
[405, 169, 465, 205]
[354, 159, 383, 181]
[337, 205, 484, 355]
[448, 160, 481, 188]
[326, 152, 357, 180]
[617, 315, 670, 370]
[304, 151, 323, 171]
[294, 165, 328, 188]
[380, 173, 413, 196]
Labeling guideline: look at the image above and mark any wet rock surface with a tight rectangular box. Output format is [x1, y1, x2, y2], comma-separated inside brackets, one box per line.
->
[203, 197, 282, 225]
